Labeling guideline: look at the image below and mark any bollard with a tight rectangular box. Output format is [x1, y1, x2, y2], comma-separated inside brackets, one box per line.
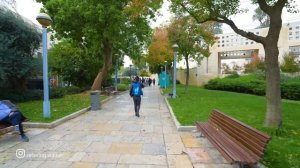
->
[90, 90, 101, 111]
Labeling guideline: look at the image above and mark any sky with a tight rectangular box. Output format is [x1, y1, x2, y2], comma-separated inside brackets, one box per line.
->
[14, 0, 300, 66]
[15, 0, 300, 31]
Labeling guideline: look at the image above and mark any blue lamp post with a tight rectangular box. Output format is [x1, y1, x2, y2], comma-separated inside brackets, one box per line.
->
[164, 60, 167, 89]
[36, 13, 52, 118]
[115, 59, 118, 91]
[172, 44, 179, 99]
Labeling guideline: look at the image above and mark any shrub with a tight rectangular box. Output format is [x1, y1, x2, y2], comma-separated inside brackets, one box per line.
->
[0, 87, 65, 102]
[63, 86, 83, 95]
[117, 84, 130, 91]
[50, 87, 65, 99]
[280, 53, 300, 73]
[281, 77, 300, 100]
[120, 78, 131, 84]
[244, 54, 265, 73]
[205, 75, 300, 100]
[0, 90, 42, 102]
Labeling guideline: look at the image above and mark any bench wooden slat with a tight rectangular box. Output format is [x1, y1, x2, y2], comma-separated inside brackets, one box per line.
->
[210, 113, 265, 160]
[196, 109, 271, 166]
[197, 122, 257, 164]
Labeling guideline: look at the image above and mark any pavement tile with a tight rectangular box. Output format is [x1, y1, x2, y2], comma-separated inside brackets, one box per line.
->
[164, 134, 182, 143]
[68, 152, 87, 162]
[81, 153, 120, 163]
[57, 141, 91, 152]
[142, 144, 166, 155]
[167, 154, 193, 168]
[15, 160, 43, 168]
[185, 148, 212, 163]
[85, 142, 111, 153]
[109, 143, 142, 154]
[97, 163, 117, 168]
[36, 161, 72, 168]
[181, 134, 202, 148]
[118, 154, 167, 165]
[165, 142, 185, 155]
[70, 162, 99, 168]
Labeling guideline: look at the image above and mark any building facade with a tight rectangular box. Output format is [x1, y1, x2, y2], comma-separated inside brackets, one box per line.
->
[176, 21, 300, 85]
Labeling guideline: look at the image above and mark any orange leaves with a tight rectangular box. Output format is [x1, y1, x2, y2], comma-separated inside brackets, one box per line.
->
[146, 27, 173, 66]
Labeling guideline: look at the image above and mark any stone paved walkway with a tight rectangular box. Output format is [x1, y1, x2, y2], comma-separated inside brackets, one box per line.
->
[0, 86, 233, 168]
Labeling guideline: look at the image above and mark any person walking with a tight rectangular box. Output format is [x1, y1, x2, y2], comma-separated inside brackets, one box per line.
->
[129, 76, 144, 117]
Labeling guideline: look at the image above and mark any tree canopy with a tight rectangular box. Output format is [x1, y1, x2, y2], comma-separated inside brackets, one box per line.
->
[146, 27, 174, 73]
[37, 0, 163, 90]
[168, 16, 215, 93]
[0, 6, 41, 91]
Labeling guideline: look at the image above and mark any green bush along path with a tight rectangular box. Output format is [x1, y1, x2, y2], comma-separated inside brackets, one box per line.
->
[164, 85, 300, 168]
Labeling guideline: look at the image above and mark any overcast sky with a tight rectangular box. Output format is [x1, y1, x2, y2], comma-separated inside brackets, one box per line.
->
[16, 0, 300, 31]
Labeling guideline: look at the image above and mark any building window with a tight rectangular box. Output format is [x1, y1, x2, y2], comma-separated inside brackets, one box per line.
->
[296, 36, 299, 39]
[289, 32, 293, 35]
[289, 27, 292, 30]
[296, 26, 299, 29]
[245, 42, 248, 45]
[218, 41, 220, 43]
[256, 32, 259, 34]
[222, 44, 224, 47]
[296, 31, 299, 35]
[218, 45, 220, 47]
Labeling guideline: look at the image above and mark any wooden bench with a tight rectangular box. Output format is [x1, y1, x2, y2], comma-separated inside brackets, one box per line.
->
[196, 109, 271, 167]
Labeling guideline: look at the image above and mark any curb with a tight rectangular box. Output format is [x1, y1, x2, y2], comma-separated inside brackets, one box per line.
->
[0, 95, 115, 135]
[161, 90, 196, 132]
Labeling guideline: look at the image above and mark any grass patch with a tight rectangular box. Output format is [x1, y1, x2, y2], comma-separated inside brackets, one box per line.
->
[16, 92, 108, 123]
[163, 85, 300, 168]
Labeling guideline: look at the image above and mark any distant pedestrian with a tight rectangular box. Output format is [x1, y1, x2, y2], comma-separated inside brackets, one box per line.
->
[148, 78, 152, 86]
[129, 76, 144, 117]
[153, 78, 156, 86]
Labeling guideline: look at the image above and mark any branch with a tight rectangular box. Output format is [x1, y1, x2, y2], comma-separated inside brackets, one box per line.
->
[257, 0, 272, 15]
[179, 2, 266, 44]
[220, 16, 266, 44]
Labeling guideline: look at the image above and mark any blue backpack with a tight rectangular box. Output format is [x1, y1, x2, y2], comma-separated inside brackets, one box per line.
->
[132, 82, 142, 96]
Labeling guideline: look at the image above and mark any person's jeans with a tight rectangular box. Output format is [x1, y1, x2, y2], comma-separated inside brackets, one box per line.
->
[133, 96, 141, 115]
[0, 111, 25, 135]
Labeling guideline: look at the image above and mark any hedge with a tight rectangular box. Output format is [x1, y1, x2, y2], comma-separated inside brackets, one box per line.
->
[204, 74, 300, 100]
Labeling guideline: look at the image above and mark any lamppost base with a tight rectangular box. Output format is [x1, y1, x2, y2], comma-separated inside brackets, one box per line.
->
[43, 101, 51, 118]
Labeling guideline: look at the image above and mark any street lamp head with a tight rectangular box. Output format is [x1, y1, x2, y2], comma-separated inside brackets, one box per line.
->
[172, 44, 179, 51]
[36, 13, 52, 27]
[164, 60, 167, 63]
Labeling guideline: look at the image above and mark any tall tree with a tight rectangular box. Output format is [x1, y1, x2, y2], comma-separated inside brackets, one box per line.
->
[171, 0, 297, 128]
[37, 0, 162, 90]
[146, 27, 174, 74]
[48, 39, 102, 88]
[168, 17, 215, 94]
[0, 6, 41, 91]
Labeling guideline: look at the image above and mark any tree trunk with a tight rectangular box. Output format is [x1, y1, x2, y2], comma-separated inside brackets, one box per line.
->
[184, 54, 189, 94]
[264, 44, 282, 128]
[91, 39, 113, 90]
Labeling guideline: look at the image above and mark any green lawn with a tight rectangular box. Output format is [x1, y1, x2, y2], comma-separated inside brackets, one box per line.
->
[16, 92, 107, 123]
[163, 85, 300, 168]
